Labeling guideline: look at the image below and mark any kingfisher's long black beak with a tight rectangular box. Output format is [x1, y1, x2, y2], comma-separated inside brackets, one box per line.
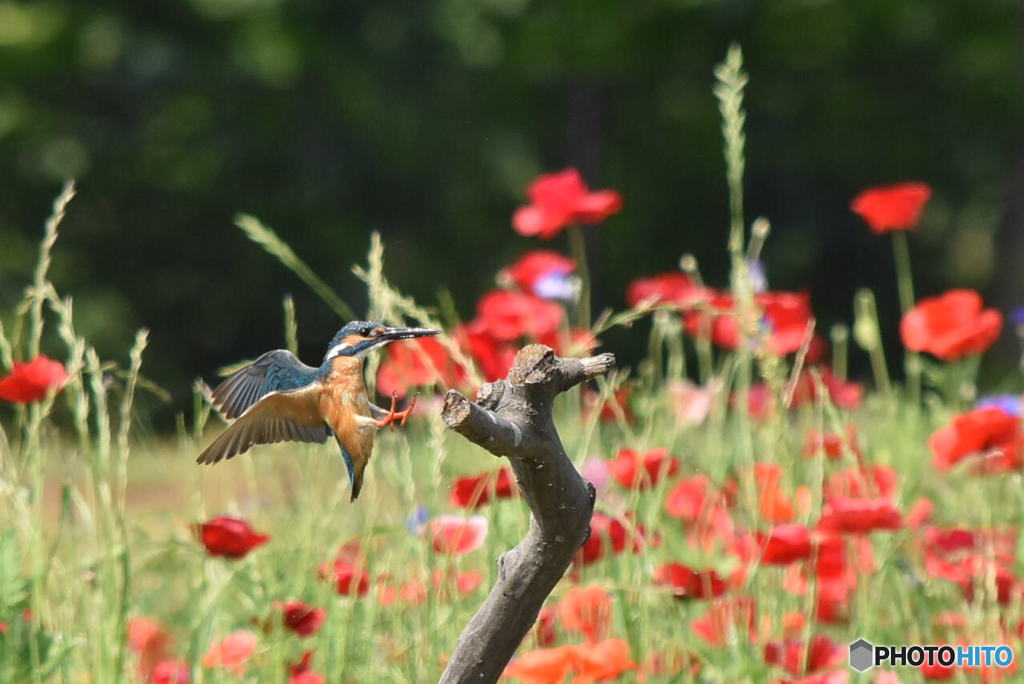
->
[378, 326, 440, 342]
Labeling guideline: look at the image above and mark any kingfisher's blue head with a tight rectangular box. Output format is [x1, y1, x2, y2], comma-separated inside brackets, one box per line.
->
[324, 320, 439, 361]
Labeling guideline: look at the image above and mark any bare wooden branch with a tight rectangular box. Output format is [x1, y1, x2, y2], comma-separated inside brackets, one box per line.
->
[439, 344, 615, 684]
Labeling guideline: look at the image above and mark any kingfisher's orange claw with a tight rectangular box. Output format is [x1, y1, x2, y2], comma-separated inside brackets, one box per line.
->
[375, 392, 400, 429]
[394, 393, 418, 428]
[376, 391, 417, 429]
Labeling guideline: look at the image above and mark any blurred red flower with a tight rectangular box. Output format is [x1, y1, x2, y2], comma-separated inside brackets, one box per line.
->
[512, 168, 622, 240]
[454, 319, 518, 382]
[929, 406, 1020, 472]
[202, 630, 257, 676]
[653, 562, 728, 599]
[557, 585, 611, 642]
[534, 606, 558, 647]
[429, 514, 488, 555]
[691, 597, 758, 646]
[128, 617, 170, 681]
[195, 517, 269, 559]
[824, 464, 897, 500]
[900, 289, 1002, 361]
[850, 182, 932, 234]
[625, 272, 701, 308]
[504, 645, 576, 684]
[449, 467, 516, 508]
[684, 290, 814, 356]
[319, 545, 370, 597]
[665, 474, 718, 522]
[288, 651, 324, 684]
[0, 355, 68, 403]
[582, 386, 634, 423]
[277, 600, 326, 638]
[476, 290, 564, 342]
[581, 511, 634, 565]
[803, 426, 861, 461]
[607, 447, 680, 489]
[499, 250, 576, 298]
[818, 496, 902, 534]
[377, 336, 467, 398]
[571, 638, 637, 683]
[759, 524, 813, 565]
[152, 661, 190, 684]
[764, 635, 844, 677]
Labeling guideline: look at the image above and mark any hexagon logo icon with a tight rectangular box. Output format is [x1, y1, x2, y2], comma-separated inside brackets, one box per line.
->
[849, 638, 874, 672]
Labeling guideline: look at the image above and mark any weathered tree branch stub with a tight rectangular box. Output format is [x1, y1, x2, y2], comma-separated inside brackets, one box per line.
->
[439, 344, 615, 684]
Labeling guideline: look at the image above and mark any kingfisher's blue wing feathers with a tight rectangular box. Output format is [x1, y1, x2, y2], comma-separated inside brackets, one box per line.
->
[211, 350, 320, 420]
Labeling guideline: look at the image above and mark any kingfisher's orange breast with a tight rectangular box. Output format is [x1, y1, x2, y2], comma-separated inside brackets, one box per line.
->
[320, 355, 375, 460]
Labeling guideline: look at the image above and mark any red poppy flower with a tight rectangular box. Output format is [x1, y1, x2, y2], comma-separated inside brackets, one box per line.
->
[919, 655, 957, 680]
[152, 660, 190, 684]
[803, 426, 861, 461]
[277, 600, 326, 637]
[504, 645, 576, 684]
[818, 496, 902, 534]
[900, 290, 1002, 361]
[625, 272, 701, 308]
[759, 524, 813, 565]
[582, 386, 634, 423]
[665, 474, 716, 522]
[850, 182, 932, 234]
[449, 467, 516, 508]
[557, 585, 611, 642]
[0, 355, 68, 403]
[128, 617, 170, 680]
[195, 517, 269, 559]
[476, 290, 564, 342]
[454, 319, 518, 382]
[377, 336, 467, 398]
[429, 515, 488, 555]
[929, 406, 1020, 472]
[319, 547, 370, 597]
[499, 250, 576, 298]
[691, 597, 758, 646]
[290, 673, 325, 684]
[512, 168, 622, 240]
[653, 562, 728, 599]
[571, 638, 637, 683]
[764, 635, 844, 676]
[202, 630, 257, 676]
[824, 464, 897, 500]
[577, 513, 630, 565]
[534, 606, 558, 647]
[607, 447, 680, 489]
[683, 289, 816, 356]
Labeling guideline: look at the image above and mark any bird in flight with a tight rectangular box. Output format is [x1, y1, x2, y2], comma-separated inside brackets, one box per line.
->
[197, 321, 439, 500]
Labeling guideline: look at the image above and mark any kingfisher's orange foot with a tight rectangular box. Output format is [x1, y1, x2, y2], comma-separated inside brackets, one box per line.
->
[375, 392, 418, 430]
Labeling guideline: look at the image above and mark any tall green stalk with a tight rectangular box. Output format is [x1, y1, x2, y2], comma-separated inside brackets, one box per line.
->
[568, 224, 591, 328]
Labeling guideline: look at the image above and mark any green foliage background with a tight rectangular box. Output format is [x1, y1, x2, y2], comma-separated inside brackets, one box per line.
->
[0, 0, 1021, 416]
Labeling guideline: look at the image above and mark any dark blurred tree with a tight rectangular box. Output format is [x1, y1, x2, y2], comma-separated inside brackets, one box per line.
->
[0, 0, 1021, 422]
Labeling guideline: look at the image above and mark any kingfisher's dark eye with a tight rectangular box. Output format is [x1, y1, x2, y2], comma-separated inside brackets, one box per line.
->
[364, 325, 379, 337]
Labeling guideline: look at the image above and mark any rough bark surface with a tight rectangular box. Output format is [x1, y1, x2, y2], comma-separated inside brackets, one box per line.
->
[438, 344, 615, 684]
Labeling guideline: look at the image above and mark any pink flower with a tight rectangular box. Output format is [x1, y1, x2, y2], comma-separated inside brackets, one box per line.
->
[512, 168, 622, 239]
[429, 515, 488, 555]
[202, 630, 257, 676]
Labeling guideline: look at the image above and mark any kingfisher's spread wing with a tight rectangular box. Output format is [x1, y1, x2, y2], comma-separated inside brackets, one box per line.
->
[197, 386, 329, 464]
[211, 350, 320, 420]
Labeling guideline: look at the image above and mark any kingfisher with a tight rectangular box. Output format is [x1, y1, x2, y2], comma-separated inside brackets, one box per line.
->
[197, 321, 439, 500]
